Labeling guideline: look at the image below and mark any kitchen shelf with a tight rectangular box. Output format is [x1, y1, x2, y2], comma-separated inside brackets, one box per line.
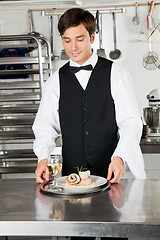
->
[0, 92, 41, 102]
[0, 69, 40, 76]
[0, 80, 40, 89]
[0, 116, 35, 126]
[0, 104, 39, 113]
[0, 56, 51, 65]
[0, 43, 37, 50]
[0, 33, 52, 176]
[0, 131, 34, 140]
[0, 149, 36, 159]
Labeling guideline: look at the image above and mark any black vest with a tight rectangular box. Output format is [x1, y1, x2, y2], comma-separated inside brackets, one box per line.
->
[59, 57, 119, 177]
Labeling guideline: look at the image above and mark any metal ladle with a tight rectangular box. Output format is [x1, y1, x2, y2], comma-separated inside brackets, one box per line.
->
[132, 2, 139, 25]
[109, 12, 121, 60]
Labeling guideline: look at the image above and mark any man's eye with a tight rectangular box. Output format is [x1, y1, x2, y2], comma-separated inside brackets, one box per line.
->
[78, 38, 84, 42]
[64, 40, 70, 43]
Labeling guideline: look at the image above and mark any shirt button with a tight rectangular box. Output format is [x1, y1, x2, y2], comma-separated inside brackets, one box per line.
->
[86, 131, 89, 135]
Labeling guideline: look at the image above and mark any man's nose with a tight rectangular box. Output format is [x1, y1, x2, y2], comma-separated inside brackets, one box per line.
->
[71, 40, 78, 50]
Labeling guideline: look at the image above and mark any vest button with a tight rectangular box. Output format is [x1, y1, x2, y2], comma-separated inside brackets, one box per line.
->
[83, 95, 87, 100]
[84, 119, 88, 123]
[84, 108, 87, 112]
[85, 131, 89, 135]
[86, 143, 90, 147]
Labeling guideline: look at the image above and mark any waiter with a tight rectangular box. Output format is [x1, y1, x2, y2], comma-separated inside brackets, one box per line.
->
[33, 8, 146, 184]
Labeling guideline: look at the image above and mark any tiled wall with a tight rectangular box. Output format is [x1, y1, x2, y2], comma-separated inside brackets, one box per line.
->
[123, 154, 160, 179]
[0, 9, 28, 35]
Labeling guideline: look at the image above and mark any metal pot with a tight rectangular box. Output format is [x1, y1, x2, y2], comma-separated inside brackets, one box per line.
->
[143, 107, 160, 134]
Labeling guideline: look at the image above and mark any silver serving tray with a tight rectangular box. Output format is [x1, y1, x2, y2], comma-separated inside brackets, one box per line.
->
[40, 176, 110, 196]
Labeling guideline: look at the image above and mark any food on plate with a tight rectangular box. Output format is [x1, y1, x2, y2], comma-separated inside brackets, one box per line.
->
[66, 173, 80, 185]
[65, 168, 94, 187]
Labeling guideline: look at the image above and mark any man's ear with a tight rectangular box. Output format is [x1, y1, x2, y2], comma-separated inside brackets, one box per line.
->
[90, 32, 95, 44]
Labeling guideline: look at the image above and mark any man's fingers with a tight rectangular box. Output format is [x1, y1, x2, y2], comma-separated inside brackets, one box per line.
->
[35, 159, 48, 183]
[45, 168, 50, 181]
[109, 171, 122, 183]
[36, 175, 44, 184]
[107, 156, 124, 183]
[110, 167, 124, 183]
[107, 167, 113, 181]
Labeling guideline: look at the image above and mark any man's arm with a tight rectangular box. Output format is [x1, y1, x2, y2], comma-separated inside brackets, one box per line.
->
[32, 71, 61, 183]
[110, 63, 146, 179]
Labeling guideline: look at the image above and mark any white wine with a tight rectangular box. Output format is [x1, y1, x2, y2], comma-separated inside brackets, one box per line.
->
[47, 163, 62, 176]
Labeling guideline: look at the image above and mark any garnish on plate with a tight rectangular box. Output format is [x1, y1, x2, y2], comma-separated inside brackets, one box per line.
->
[65, 166, 94, 187]
[75, 166, 88, 175]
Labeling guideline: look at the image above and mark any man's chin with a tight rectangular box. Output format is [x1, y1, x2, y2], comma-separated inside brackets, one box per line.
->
[70, 55, 83, 64]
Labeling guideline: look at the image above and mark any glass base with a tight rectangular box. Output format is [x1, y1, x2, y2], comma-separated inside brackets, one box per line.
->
[50, 181, 62, 192]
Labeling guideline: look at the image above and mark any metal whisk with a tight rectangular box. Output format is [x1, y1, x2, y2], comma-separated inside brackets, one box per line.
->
[142, 42, 159, 70]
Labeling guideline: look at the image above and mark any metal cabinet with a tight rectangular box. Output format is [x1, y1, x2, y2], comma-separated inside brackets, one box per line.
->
[0, 33, 52, 176]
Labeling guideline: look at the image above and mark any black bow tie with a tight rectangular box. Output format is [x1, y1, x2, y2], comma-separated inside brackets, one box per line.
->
[69, 64, 93, 74]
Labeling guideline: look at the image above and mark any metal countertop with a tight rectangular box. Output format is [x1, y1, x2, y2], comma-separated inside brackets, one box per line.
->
[0, 178, 160, 238]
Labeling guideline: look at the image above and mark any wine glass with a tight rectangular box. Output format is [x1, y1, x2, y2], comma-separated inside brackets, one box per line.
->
[47, 155, 62, 191]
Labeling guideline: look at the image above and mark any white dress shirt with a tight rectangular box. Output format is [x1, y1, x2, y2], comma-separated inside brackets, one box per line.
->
[32, 51, 146, 179]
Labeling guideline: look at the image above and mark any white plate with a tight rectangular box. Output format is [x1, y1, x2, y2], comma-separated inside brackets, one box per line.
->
[56, 175, 107, 193]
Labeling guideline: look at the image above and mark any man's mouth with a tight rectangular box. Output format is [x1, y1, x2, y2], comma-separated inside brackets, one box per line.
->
[70, 52, 81, 57]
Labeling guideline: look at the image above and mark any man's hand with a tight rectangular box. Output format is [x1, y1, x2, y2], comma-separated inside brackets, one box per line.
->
[107, 156, 124, 183]
[35, 159, 50, 183]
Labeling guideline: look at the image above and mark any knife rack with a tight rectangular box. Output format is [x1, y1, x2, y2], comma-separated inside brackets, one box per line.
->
[0, 34, 52, 176]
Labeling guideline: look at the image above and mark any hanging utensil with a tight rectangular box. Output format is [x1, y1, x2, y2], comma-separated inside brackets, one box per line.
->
[95, 10, 99, 34]
[141, 1, 159, 43]
[146, 21, 160, 42]
[109, 12, 121, 60]
[49, 15, 54, 60]
[132, 2, 139, 25]
[142, 2, 159, 70]
[142, 42, 159, 70]
[144, 1, 158, 42]
[96, 11, 106, 58]
[58, 14, 69, 60]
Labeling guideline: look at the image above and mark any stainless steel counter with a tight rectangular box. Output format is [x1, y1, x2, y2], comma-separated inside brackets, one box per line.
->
[0, 178, 160, 239]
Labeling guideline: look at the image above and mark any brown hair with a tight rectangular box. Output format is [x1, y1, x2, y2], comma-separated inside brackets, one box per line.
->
[58, 8, 96, 37]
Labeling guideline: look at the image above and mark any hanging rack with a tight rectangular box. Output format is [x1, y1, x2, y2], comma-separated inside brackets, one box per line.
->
[28, 2, 160, 14]
[42, 8, 125, 16]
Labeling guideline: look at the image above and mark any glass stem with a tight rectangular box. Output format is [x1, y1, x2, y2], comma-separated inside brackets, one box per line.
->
[53, 176, 57, 187]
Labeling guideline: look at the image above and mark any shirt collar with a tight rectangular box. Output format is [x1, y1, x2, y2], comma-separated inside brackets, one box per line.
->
[69, 49, 98, 68]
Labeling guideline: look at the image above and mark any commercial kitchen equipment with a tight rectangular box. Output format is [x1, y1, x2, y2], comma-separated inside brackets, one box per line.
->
[132, 2, 139, 25]
[96, 10, 106, 58]
[109, 12, 121, 60]
[143, 89, 160, 136]
[0, 33, 52, 176]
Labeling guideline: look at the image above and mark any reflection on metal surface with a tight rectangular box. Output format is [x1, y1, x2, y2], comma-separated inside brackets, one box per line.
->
[111, 180, 145, 222]
[35, 184, 65, 221]
[1, 179, 160, 237]
[109, 182, 125, 208]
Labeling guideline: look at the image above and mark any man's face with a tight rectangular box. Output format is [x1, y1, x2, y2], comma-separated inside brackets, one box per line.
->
[62, 23, 95, 65]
